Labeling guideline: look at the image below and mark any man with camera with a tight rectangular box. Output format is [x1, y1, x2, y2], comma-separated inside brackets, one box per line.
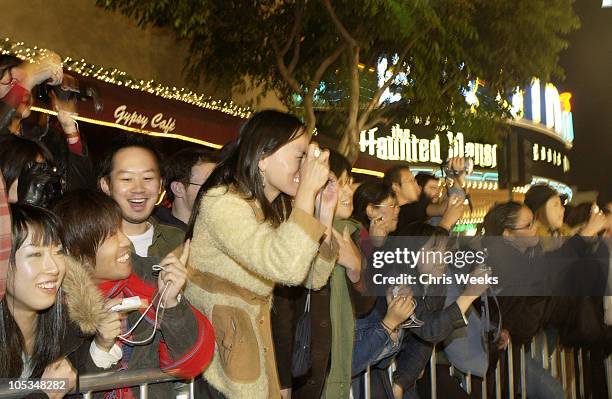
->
[383, 157, 468, 235]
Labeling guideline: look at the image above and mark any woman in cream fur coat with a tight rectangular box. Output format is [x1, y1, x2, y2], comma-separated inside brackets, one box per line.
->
[185, 111, 339, 399]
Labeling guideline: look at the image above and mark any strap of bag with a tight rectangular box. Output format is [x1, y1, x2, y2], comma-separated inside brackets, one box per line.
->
[303, 188, 325, 314]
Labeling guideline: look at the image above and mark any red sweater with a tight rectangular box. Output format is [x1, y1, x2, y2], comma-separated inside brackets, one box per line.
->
[98, 272, 214, 379]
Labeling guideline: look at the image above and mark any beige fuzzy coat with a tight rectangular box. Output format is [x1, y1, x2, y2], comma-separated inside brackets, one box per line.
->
[185, 186, 337, 399]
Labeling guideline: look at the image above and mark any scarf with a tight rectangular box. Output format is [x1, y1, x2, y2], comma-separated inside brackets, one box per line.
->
[98, 273, 158, 399]
[322, 218, 360, 399]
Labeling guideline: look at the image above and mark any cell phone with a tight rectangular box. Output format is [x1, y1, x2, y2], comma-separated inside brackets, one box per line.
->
[111, 296, 142, 312]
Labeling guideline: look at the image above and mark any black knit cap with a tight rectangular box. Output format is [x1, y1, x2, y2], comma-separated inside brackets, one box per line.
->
[524, 184, 558, 213]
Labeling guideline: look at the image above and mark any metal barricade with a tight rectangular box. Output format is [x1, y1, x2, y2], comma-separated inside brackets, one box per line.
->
[419, 335, 602, 399]
[0, 369, 191, 399]
[430, 347, 437, 399]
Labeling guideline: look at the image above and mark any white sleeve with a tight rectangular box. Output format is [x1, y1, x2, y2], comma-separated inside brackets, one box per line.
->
[89, 341, 123, 369]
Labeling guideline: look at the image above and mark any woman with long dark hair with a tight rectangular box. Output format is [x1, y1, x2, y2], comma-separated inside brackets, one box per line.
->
[0, 204, 103, 398]
[185, 110, 338, 399]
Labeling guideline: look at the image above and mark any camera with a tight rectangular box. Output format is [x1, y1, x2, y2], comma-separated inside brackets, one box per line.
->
[443, 157, 474, 177]
[17, 161, 64, 208]
[36, 74, 103, 113]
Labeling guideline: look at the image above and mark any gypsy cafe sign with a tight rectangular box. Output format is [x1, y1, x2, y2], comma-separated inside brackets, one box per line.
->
[113, 105, 176, 134]
[359, 125, 498, 168]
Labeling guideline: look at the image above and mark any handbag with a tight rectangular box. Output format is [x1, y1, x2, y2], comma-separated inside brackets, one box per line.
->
[291, 195, 322, 378]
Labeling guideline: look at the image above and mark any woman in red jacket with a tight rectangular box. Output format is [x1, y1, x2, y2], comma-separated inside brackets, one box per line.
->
[54, 190, 214, 398]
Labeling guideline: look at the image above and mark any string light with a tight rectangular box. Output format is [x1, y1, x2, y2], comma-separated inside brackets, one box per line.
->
[1, 37, 252, 119]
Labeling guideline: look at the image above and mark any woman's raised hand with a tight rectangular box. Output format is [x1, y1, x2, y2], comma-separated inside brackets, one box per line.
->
[294, 143, 330, 216]
[298, 143, 330, 197]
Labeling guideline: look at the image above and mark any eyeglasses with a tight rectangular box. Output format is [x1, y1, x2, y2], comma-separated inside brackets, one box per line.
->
[188, 182, 204, 187]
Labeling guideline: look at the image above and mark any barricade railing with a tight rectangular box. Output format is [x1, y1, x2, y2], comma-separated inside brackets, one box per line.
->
[361, 331, 606, 399]
[1, 338, 606, 398]
[0, 368, 191, 399]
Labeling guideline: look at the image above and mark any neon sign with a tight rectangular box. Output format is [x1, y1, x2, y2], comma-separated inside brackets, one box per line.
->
[359, 125, 498, 168]
[510, 79, 574, 143]
[533, 143, 570, 172]
[359, 125, 569, 172]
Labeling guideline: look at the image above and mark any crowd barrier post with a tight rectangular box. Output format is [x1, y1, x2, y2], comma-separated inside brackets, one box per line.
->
[520, 344, 527, 399]
[561, 348, 568, 391]
[364, 365, 371, 399]
[578, 348, 585, 399]
[465, 371, 472, 395]
[430, 346, 437, 399]
[507, 340, 515, 398]
[482, 373, 487, 399]
[495, 358, 502, 399]
[540, 331, 557, 377]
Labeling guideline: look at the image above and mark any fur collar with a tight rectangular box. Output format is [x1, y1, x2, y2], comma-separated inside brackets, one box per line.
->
[61, 255, 105, 335]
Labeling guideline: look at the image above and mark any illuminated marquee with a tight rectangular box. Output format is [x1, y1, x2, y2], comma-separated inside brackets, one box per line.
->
[533, 143, 570, 172]
[360, 124, 569, 172]
[359, 125, 498, 168]
[510, 79, 574, 144]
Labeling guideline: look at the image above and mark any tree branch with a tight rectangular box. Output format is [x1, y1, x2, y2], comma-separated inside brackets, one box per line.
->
[357, 31, 426, 129]
[301, 44, 346, 135]
[322, 0, 358, 48]
[307, 44, 346, 94]
[271, 37, 304, 96]
[440, 68, 465, 96]
[280, 2, 304, 57]
[287, 35, 301, 74]
[339, 46, 361, 161]
[361, 99, 405, 132]
[361, 115, 389, 133]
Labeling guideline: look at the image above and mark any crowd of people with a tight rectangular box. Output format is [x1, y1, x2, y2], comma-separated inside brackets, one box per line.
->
[0, 51, 610, 399]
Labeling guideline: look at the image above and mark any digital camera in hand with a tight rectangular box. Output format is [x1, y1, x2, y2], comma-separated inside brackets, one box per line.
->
[17, 161, 64, 207]
[443, 157, 474, 177]
[37, 73, 103, 113]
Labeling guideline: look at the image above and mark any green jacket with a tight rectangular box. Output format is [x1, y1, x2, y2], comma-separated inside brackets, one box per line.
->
[138, 217, 185, 258]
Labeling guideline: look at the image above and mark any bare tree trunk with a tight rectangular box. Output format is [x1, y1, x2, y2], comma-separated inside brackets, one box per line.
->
[303, 92, 316, 135]
[338, 46, 361, 164]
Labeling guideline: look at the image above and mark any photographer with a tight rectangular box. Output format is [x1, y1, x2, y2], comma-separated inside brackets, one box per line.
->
[384, 157, 467, 235]
[0, 52, 62, 134]
[39, 74, 95, 191]
[0, 134, 62, 208]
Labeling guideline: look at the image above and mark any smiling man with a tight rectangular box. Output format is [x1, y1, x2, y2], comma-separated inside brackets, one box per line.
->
[99, 137, 184, 258]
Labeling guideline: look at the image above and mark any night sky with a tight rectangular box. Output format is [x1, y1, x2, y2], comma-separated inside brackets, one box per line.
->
[560, 0, 612, 202]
